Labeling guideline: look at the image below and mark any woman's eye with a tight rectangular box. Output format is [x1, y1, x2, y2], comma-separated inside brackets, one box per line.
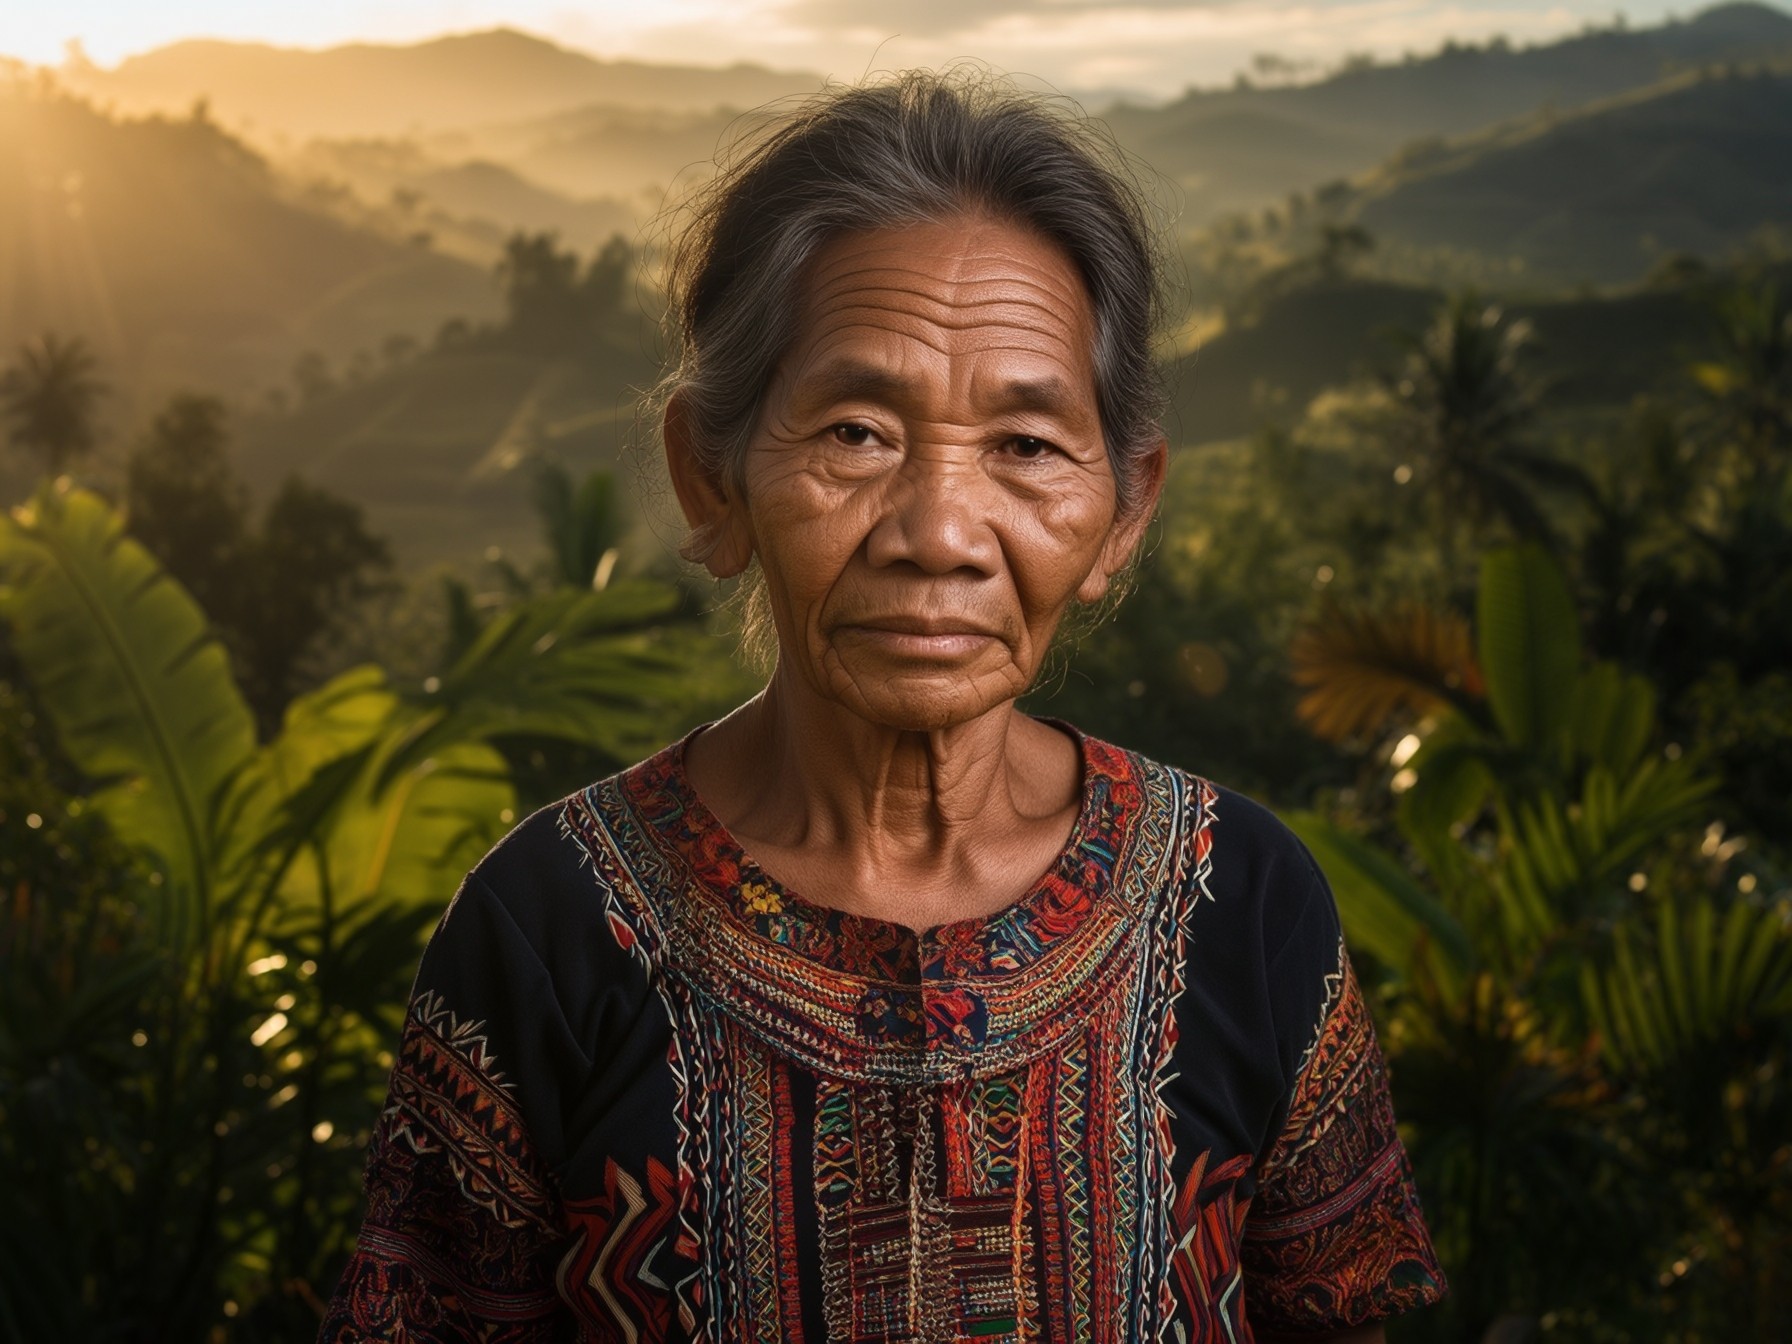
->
[830, 423, 874, 447]
[1007, 435, 1054, 459]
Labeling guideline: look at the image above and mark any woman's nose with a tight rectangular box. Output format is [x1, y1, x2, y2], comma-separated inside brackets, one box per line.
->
[862, 446, 1001, 577]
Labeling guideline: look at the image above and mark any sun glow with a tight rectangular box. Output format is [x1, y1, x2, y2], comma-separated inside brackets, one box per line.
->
[5, 1, 1686, 100]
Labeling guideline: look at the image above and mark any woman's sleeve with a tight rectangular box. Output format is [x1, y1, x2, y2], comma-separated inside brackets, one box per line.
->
[1240, 863, 1447, 1337]
[320, 873, 591, 1343]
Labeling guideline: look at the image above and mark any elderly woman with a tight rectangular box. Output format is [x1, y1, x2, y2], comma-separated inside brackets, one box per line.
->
[322, 74, 1444, 1344]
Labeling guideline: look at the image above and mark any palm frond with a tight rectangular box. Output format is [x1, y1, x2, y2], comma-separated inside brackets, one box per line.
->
[1291, 599, 1483, 742]
[1582, 897, 1792, 1074]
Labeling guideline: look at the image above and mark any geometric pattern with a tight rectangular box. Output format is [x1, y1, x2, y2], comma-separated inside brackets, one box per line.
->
[559, 734, 1214, 1342]
[323, 730, 1444, 1343]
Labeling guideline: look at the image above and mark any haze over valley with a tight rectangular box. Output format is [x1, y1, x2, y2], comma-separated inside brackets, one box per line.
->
[4, 3, 1791, 563]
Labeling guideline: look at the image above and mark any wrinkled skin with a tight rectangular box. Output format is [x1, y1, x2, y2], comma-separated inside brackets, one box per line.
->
[667, 213, 1162, 932]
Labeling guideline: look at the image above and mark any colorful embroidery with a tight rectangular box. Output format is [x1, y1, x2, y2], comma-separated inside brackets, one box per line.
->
[560, 1157, 685, 1342]
[325, 731, 1444, 1343]
[320, 992, 565, 1342]
[559, 737, 1212, 1342]
[1166, 1150, 1254, 1342]
[1241, 951, 1447, 1334]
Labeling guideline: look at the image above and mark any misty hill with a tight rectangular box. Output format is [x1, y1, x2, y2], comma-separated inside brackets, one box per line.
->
[456, 102, 778, 203]
[412, 161, 632, 247]
[1349, 66, 1792, 284]
[235, 333, 660, 568]
[1169, 272, 1739, 446]
[290, 139, 637, 261]
[0, 84, 499, 416]
[59, 30, 822, 140]
[1106, 2, 1792, 225]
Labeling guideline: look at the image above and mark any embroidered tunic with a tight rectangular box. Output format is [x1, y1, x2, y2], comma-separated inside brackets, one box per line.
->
[321, 731, 1444, 1342]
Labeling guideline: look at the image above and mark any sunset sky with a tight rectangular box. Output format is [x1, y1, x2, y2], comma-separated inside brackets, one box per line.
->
[7, 1, 1695, 99]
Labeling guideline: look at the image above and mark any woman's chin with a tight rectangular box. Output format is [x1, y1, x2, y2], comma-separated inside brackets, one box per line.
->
[822, 667, 1029, 734]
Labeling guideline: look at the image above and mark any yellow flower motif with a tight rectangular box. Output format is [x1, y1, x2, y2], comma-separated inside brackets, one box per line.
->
[740, 880, 783, 915]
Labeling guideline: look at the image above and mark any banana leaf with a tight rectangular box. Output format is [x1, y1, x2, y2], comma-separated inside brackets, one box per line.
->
[1285, 811, 1473, 992]
[274, 722, 515, 918]
[1477, 543, 1579, 752]
[0, 484, 255, 941]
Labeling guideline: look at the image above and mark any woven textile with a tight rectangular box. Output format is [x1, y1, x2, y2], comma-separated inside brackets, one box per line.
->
[322, 729, 1444, 1342]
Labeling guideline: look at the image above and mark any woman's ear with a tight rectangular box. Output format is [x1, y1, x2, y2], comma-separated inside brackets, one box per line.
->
[1077, 435, 1167, 604]
[664, 393, 753, 578]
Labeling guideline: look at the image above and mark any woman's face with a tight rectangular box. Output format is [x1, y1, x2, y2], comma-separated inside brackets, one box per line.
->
[680, 214, 1157, 732]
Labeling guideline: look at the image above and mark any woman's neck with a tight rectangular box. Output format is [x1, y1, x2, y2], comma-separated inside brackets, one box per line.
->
[682, 668, 1082, 929]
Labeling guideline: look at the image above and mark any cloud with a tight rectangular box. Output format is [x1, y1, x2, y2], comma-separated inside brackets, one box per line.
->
[621, 1, 1589, 100]
[776, 0, 1246, 42]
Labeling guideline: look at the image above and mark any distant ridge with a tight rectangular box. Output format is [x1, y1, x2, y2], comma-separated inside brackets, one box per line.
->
[58, 29, 824, 139]
[40, 5, 1792, 224]
[1352, 65, 1792, 283]
[1105, 2, 1792, 224]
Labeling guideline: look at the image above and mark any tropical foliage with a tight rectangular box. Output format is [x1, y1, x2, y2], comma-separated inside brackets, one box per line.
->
[0, 332, 107, 478]
[123, 393, 394, 734]
[0, 480, 735, 1339]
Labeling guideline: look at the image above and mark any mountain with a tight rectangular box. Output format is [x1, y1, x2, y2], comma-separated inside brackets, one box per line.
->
[235, 337, 659, 567]
[1351, 66, 1792, 284]
[458, 103, 778, 203]
[0, 84, 499, 420]
[1105, 3, 1792, 225]
[43, 6, 1792, 238]
[1168, 271, 1745, 446]
[288, 139, 638, 260]
[58, 30, 823, 140]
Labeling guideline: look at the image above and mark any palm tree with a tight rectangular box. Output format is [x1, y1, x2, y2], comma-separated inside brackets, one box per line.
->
[1287, 546, 1790, 1339]
[0, 333, 107, 477]
[1692, 280, 1791, 479]
[1381, 295, 1589, 577]
[534, 461, 622, 591]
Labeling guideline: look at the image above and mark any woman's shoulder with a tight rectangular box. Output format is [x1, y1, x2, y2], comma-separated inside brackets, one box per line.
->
[1093, 736, 1325, 889]
[447, 747, 679, 976]
[460, 795, 602, 940]
[1090, 734, 1339, 956]
[1201, 782, 1331, 917]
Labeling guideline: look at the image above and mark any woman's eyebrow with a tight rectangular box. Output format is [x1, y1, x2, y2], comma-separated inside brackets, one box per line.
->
[989, 375, 1083, 418]
[792, 359, 913, 411]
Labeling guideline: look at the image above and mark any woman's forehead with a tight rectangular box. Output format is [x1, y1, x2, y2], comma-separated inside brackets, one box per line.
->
[778, 217, 1099, 405]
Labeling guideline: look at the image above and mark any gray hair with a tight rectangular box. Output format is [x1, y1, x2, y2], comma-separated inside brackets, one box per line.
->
[659, 69, 1170, 530]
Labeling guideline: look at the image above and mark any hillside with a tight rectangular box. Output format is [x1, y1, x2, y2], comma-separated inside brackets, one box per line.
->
[288, 139, 637, 262]
[411, 161, 632, 249]
[234, 332, 661, 567]
[457, 102, 783, 203]
[1168, 274, 1733, 445]
[1104, 3, 1792, 225]
[1350, 66, 1792, 284]
[229, 266, 1747, 568]
[58, 30, 822, 140]
[0, 84, 499, 419]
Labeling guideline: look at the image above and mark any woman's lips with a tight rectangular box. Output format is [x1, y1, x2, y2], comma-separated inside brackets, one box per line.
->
[835, 619, 1000, 658]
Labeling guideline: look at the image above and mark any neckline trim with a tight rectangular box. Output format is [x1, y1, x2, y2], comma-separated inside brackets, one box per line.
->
[572, 729, 1182, 1080]
[620, 722, 1146, 986]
